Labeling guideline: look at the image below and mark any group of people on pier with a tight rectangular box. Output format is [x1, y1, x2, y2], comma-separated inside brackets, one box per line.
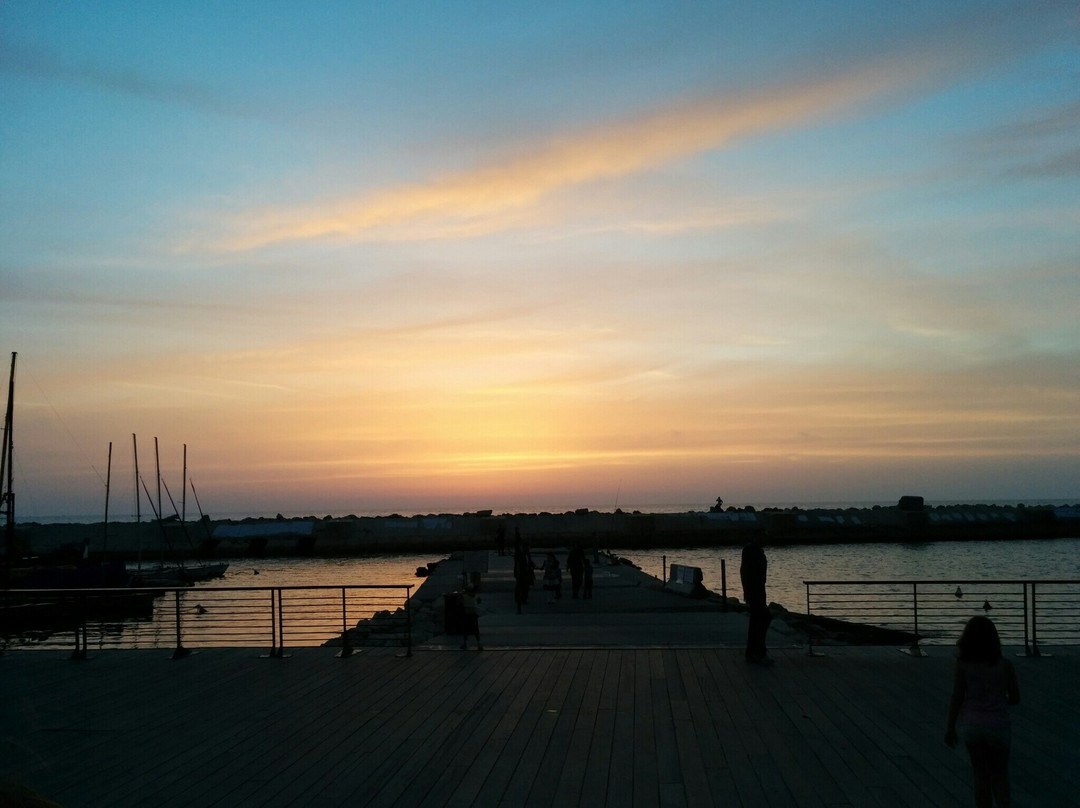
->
[510, 534, 593, 612]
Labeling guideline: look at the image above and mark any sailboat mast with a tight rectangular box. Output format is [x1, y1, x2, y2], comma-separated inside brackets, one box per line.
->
[103, 441, 112, 556]
[182, 444, 187, 523]
[154, 437, 161, 525]
[2, 352, 16, 575]
[133, 433, 143, 570]
[132, 434, 140, 522]
[155, 437, 162, 566]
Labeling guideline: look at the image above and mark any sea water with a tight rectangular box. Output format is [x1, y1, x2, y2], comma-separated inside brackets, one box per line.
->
[13, 535, 1077, 650]
[192, 536, 1080, 616]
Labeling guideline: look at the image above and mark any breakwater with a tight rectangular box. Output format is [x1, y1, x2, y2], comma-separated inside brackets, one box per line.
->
[12, 501, 1079, 560]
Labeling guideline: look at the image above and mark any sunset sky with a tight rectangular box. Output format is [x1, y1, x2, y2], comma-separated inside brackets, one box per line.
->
[2, 2, 1078, 519]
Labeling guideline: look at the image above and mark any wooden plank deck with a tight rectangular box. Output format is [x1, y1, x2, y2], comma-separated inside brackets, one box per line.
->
[2, 643, 1077, 807]
[4, 550, 1078, 806]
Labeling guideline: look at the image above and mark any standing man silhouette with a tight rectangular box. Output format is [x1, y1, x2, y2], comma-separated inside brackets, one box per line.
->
[567, 543, 586, 599]
[741, 532, 773, 665]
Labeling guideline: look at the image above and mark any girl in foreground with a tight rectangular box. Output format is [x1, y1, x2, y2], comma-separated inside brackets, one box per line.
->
[945, 616, 1021, 807]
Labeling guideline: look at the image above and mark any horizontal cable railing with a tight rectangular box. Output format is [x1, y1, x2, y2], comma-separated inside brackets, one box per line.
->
[805, 579, 1080, 654]
[1, 584, 413, 659]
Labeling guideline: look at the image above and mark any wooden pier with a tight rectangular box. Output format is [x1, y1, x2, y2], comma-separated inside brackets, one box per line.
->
[1, 550, 1077, 807]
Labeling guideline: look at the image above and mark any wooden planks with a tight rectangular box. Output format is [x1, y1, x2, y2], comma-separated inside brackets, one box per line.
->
[1, 646, 1077, 807]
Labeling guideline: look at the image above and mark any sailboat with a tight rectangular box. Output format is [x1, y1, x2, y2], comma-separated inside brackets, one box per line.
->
[3, 352, 132, 587]
[127, 438, 227, 587]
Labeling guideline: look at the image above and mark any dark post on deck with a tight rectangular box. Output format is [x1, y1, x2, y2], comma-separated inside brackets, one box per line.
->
[262, 589, 280, 659]
[906, 582, 926, 657]
[172, 589, 190, 659]
[70, 592, 88, 661]
[404, 587, 413, 658]
[721, 559, 727, 608]
[337, 587, 354, 658]
[1031, 582, 1041, 657]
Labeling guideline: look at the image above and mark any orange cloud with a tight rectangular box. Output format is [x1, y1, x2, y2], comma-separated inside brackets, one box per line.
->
[208, 45, 966, 252]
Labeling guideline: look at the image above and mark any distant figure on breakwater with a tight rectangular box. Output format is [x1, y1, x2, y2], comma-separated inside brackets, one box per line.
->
[945, 616, 1020, 808]
[496, 522, 506, 556]
[543, 552, 562, 604]
[741, 532, 772, 665]
[567, 543, 586, 598]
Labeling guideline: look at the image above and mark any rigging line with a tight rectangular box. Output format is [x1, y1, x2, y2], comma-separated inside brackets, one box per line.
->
[189, 478, 214, 540]
[21, 361, 107, 489]
[11, 449, 39, 517]
[139, 473, 183, 565]
[160, 476, 197, 554]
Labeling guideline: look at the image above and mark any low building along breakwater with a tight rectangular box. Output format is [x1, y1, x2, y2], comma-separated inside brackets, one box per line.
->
[12, 499, 1079, 560]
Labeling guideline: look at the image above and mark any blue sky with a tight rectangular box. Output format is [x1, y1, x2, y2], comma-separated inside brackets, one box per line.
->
[1, 1, 1078, 518]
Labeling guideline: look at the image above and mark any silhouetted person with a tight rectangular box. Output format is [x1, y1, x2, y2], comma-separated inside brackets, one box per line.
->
[513, 538, 532, 614]
[945, 616, 1020, 807]
[567, 543, 586, 598]
[495, 522, 506, 556]
[460, 583, 482, 651]
[740, 533, 772, 665]
[542, 552, 561, 604]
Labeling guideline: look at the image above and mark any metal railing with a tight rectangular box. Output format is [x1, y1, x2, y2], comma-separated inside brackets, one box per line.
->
[1, 584, 413, 659]
[805, 579, 1080, 654]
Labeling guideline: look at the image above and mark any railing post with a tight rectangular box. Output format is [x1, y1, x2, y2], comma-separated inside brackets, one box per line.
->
[662, 555, 667, 587]
[1022, 582, 1031, 656]
[337, 586, 354, 658]
[721, 559, 727, 609]
[276, 588, 290, 659]
[913, 582, 919, 640]
[803, 582, 825, 657]
[70, 592, 88, 661]
[1031, 582, 1041, 657]
[902, 582, 926, 657]
[172, 589, 190, 660]
[262, 589, 280, 658]
[405, 587, 412, 658]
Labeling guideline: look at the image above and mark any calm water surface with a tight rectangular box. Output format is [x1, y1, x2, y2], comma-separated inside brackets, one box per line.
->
[13, 537, 1076, 651]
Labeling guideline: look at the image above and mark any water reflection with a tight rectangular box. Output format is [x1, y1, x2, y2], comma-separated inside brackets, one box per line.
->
[619, 537, 1080, 614]
[6, 541, 1077, 650]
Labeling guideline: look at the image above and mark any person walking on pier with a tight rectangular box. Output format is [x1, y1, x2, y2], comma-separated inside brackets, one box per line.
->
[945, 616, 1020, 808]
[740, 532, 772, 665]
[542, 552, 562, 604]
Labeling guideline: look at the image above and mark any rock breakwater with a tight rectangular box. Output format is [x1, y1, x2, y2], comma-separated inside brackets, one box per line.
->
[13, 501, 1078, 561]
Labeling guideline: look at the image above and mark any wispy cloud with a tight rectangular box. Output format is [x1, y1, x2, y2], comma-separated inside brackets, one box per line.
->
[0, 43, 251, 119]
[204, 28, 1016, 252]
[958, 99, 1080, 179]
